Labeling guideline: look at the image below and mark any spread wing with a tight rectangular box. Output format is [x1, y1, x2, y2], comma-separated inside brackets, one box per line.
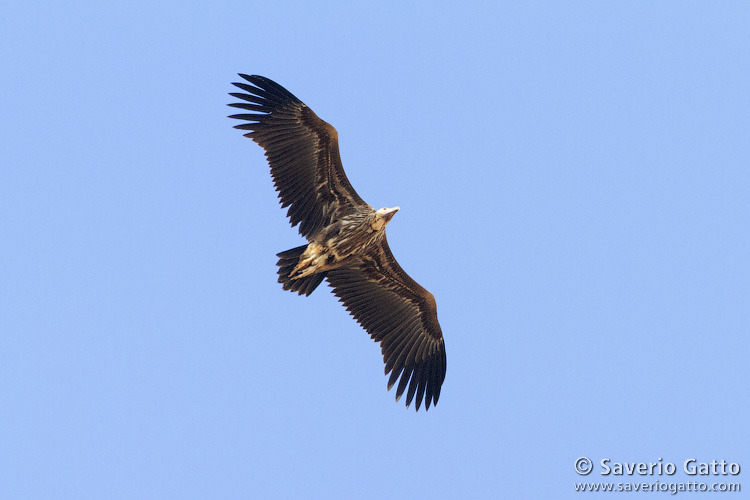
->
[326, 238, 446, 411]
[228, 74, 368, 238]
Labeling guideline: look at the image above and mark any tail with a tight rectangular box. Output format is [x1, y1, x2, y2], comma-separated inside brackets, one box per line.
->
[276, 245, 327, 296]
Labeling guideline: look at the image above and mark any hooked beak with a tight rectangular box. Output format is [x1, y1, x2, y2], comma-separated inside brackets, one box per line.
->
[383, 206, 400, 223]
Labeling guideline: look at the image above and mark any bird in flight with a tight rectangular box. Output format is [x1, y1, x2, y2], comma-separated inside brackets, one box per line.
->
[228, 75, 446, 411]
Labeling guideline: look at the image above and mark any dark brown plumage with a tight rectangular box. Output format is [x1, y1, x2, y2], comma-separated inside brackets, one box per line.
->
[228, 74, 446, 410]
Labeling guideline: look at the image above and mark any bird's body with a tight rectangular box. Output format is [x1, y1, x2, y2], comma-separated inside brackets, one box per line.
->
[285, 206, 399, 280]
[229, 75, 446, 410]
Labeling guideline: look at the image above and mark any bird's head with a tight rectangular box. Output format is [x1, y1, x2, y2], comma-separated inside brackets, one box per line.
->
[371, 206, 400, 231]
[378, 206, 400, 223]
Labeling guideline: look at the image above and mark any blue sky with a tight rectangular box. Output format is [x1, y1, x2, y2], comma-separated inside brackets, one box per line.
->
[2, 1, 748, 498]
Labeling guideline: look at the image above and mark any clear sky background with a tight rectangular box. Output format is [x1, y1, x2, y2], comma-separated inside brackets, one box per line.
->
[2, 2, 748, 499]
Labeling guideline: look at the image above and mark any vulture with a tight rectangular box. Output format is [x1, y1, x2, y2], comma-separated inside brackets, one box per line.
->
[228, 75, 446, 411]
